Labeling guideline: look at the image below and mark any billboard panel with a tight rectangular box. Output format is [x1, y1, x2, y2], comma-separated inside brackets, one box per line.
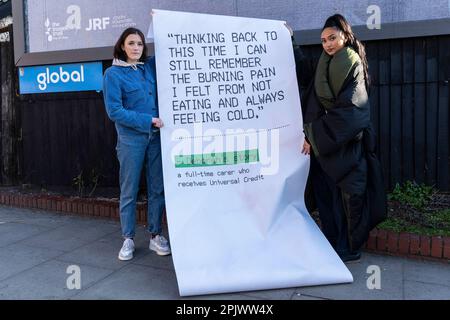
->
[24, 0, 450, 53]
[14, 0, 450, 66]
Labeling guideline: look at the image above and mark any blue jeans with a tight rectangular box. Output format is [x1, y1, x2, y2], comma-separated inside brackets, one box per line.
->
[116, 131, 165, 238]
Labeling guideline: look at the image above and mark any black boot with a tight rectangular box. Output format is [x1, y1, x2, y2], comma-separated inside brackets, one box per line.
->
[339, 251, 361, 263]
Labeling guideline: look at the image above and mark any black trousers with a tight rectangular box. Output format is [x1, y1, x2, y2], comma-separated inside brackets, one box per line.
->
[310, 154, 351, 255]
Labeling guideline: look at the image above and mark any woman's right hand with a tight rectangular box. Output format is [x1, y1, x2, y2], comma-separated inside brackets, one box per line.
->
[301, 140, 311, 155]
[152, 117, 164, 128]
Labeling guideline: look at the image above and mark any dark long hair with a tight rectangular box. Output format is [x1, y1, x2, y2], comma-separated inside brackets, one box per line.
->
[113, 27, 148, 62]
[323, 14, 370, 86]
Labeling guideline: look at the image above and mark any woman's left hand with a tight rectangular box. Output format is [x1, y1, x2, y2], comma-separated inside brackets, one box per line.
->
[284, 23, 294, 37]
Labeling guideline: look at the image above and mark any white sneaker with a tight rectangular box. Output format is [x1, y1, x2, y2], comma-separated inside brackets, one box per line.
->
[149, 235, 171, 256]
[118, 238, 135, 261]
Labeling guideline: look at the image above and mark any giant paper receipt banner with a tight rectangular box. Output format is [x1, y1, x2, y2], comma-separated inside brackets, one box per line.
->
[151, 9, 352, 296]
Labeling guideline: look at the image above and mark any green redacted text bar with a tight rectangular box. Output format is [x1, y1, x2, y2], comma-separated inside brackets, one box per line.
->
[175, 149, 259, 168]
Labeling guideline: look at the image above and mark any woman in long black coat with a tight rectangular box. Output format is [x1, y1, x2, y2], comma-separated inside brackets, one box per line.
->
[301, 14, 387, 262]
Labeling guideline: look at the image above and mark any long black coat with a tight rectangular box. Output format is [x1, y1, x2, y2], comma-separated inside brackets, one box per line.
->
[302, 62, 387, 250]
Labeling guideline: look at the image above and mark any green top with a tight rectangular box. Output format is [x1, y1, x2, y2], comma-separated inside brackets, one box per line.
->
[314, 46, 360, 109]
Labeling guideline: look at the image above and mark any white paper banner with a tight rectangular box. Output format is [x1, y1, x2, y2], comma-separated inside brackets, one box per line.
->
[152, 9, 353, 296]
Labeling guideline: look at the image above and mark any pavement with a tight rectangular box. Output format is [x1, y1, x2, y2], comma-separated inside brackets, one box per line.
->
[0, 205, 449, 300]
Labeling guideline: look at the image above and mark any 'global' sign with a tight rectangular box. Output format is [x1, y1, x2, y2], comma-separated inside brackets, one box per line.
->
[36, 65, 85, 90]
[19, 62, 103, 94]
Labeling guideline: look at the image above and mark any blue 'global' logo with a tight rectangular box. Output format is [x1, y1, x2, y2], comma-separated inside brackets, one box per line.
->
[19, 62, 103, 94]
[36, 66, 85, 90]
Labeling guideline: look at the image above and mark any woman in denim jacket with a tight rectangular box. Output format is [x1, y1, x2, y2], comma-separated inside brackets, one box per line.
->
[103, 27, 170, 260]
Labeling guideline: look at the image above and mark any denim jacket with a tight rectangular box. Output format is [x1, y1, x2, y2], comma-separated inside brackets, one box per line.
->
[103, 57, 158, 137]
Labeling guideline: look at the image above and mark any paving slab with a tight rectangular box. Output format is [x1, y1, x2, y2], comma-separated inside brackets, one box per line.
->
[294, 253, 404, 300]
[185, 293, 262, 300]
[18, 223, 119, 252]
[0, 260, 114, 300]
[403, 259, 450, 287]
[131, 250, 175, 271]
[71, 263, 180, 300]
[239, 288, 297, 300]
[0, 243, 65, 281]
[0, 206, 74, 227]
[56, 238, 145, 271]
[291, 293, 329, 300]
[0, 222, 52, 248]
[404, 280, 450, 300]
